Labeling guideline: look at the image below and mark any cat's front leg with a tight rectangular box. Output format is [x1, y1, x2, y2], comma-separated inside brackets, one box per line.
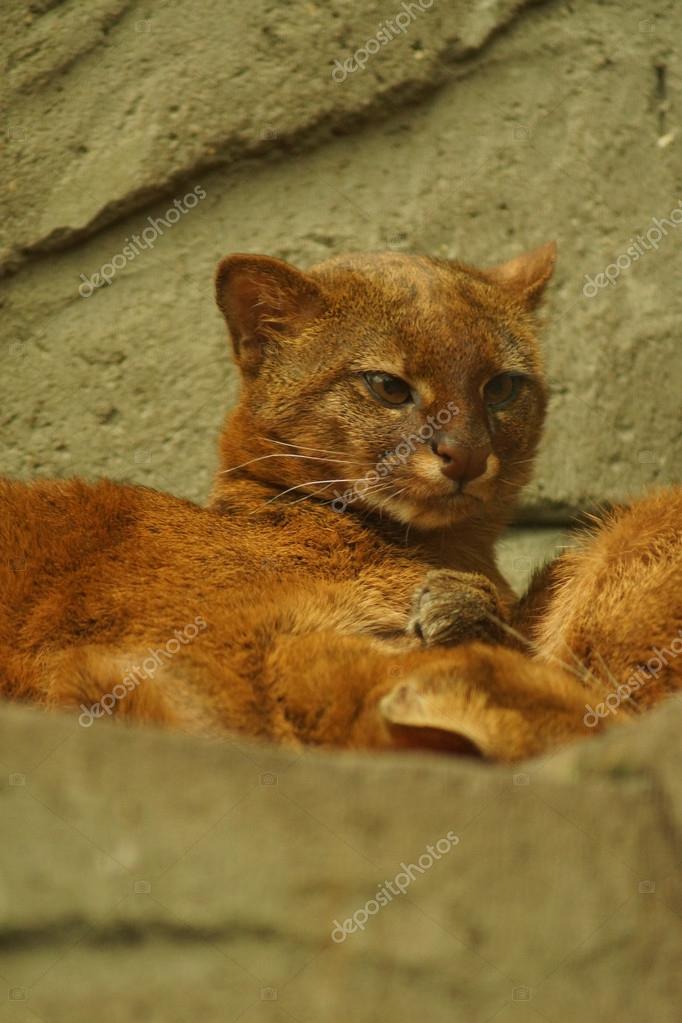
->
[407, 569, 509, 647]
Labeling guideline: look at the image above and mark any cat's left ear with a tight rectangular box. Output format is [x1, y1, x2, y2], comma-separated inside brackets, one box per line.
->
[482, 241, 557, 309]
[215, 253, 326, 372]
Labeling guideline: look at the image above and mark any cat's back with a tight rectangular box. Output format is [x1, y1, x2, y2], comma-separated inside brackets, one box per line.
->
[0, 476, 397, 621]
[527, 487, 682, 703]
[0, 476, 428, 678]
[1, 476, 206, 562]
[552, 486, 682, 598]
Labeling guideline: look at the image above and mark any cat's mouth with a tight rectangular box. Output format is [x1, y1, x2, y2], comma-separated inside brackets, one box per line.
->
[445, 481, 484, 501]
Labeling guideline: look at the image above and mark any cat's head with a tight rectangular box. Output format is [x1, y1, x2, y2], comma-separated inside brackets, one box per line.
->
[214, 243, 556, 530]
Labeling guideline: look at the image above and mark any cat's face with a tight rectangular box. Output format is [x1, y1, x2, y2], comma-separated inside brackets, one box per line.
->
[215, 245, 555, 530]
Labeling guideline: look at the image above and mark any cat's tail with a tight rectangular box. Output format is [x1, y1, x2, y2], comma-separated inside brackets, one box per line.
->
[39, 646, 181, 728]
[36, 645, 217, 736]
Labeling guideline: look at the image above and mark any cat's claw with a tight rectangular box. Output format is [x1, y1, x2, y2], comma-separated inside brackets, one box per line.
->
[407, 569, 507, 647]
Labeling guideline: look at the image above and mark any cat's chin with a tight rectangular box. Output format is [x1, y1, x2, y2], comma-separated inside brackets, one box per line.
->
[367, 492, 487, 531]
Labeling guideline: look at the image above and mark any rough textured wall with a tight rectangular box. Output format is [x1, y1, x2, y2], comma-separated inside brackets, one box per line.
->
[1, 0, 680, 518]
[1, 700, 682, 1020]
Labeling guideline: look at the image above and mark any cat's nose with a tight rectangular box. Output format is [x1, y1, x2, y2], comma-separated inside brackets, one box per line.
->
[431, 439, 492, 483]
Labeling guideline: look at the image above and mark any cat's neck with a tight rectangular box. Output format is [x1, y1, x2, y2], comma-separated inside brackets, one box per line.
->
[210, 417, 509, 578]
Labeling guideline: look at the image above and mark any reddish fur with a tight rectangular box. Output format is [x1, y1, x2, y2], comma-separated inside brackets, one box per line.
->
[522, 488, 682, 713]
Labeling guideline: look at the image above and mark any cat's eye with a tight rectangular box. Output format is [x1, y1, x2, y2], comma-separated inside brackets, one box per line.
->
[363, 372, 413, 407]
[483, 373, 522, 410]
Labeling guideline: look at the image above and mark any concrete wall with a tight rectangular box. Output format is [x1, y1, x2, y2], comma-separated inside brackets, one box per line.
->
[1, 0, 680, 519]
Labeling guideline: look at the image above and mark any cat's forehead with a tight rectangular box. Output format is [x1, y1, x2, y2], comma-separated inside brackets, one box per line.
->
[310, 251, 456, 303]
[309, 251, 515, 335]
[310, 251, 529, 375]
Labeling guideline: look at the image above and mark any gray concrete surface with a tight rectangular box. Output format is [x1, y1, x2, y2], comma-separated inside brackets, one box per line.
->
[497, 526, 568, 593]
[1, 699, 681, 1021]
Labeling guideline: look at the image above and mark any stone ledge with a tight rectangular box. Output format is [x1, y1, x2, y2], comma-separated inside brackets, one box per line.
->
[1, 697, 681, 1019]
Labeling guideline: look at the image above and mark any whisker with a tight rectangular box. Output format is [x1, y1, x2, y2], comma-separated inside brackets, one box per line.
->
[555, 639, 614, 696]
[259, 435, 372, 462]
[221, 452, 365, 475]
[593, 651, 642, 714]
[559, 639, 595, 684]
[362, 480, 406, 504]
[544, 650, 601, 690]
[316, 477, 398, 511]
[266, 477, 371, 503]
[343, 480, 395, 508]
[363, 485, 409, 523]
[480, 611, 539, 652]
[481, 611, 601, 688]
[289, 481, 336, 505]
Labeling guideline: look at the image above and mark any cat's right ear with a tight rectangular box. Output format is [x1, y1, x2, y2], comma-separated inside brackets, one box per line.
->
[379, 649, 595, 762]
[379, 680, 489, 759]
[215, 254, 326, 372]
[482, 241, 557, 310]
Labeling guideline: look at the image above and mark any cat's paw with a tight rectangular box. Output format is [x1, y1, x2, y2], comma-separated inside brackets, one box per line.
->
[407, 569, 507, 647]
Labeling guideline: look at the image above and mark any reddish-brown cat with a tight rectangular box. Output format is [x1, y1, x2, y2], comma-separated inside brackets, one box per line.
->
[1, 242, 556, 751]
[2, 243, 680, 760]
